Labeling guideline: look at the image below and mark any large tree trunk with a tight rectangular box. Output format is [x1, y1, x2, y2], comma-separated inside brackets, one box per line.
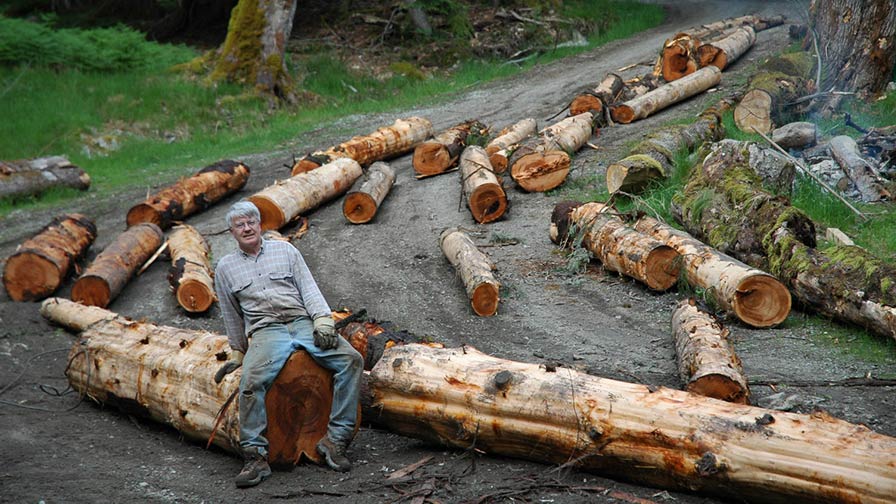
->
[0, 156, 90, 200]
[439, 228, 500, 317]
[367, 344, 896, 504]
[612, 66, 722, 124]
[485, 118, 537, 174]
[167, 224, 215, 313]
[509, 112, 594, 192]
[569, 73, 624, 117]
[413, 120, 488, 177]
[734, 51, 815, 134]
[460, 146, 506, 224]
[342, 161, 396, 224]
[697, 26, 756, 70]
[3, 213, 96, 302]
[829, 135, 891, 202]
[126, 160, 250, 229]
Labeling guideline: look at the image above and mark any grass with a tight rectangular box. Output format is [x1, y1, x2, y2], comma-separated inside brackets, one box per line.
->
[782, 313, 896, 366]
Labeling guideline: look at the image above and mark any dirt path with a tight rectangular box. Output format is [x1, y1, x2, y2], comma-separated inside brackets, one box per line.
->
[3, 2, 895, 503]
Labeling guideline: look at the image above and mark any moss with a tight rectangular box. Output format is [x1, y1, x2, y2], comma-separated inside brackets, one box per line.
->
[759, 51, 814, 78]
[623, 154, 666, 177]
[209, 0, 266, 85]
[389, 61, 427, 80]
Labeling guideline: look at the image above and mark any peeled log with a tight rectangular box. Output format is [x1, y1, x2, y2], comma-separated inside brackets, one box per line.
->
[671, 298, 750, 404]
[612, 66, 722, 124]
[830, 135, 890, 202]
[292, 117, 433, 175]
[413, 120, 488, 177]
[342, 161, 396, 224]
[249, 158, 363, 231]
[0, 156, 90, 200]
[439, 228, 499, 317]
[368, 344, 896, 504]
[697, 26, 756, 70]
[71, 223, 164, 308]
[509, 112, 594, 192]
[167, 224, 215, 313]
[126, 160, 250, 229]
[485, 118, 537, 173]
[3, 214, 97, 301]
[569, 73, 624, 117]
[734, 51, 814, 134]
[655, 32, 702, 82]
[460, 146, 507, 224]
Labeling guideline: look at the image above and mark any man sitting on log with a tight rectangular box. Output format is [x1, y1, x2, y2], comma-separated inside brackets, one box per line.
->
[214, 201, 363, 488]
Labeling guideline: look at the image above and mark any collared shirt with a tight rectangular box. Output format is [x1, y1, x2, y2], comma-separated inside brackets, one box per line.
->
[214, 239, 331, 352]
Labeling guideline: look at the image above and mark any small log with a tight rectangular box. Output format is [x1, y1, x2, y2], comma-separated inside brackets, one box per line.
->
[413, 120, 488, 177]
[342, 161, 395, 224]
[569, 73, 624, 116]
[655, 32, 702, 82]
[167, 224, 215, 313]
[829, 135, 890, 202]
[485, 118, 537, 173]
[460, 146, 507, 224]
[71, 223, 164, 308]
[0, 156, 90, 200]
[771, 122, 817, 149]
[292, 117, 433, 175]
[612, 66, 722, 124]
[696, 26, 756, 70]
[671, 298, 750, 404]
[509, 112, 594, 192]
[439, 228, 499, 317]
[126, 160, 250, 229]
[3, 213, 97, 301]
[249, 158, 363, 231]
[734, 51, 814, 134]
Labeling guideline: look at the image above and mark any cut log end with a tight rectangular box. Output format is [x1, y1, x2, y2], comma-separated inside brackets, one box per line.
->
[511, 152, 570, 192]
[569, 94, 603, 117]
[248, 196, 287, 231]
[471, 282, 500, 317]
[126, 204, 162, 228]
[488, 153, 508, 174]
[734, 89, 773, 134]
[3, 253, 61, 302]
[687, 373, 749, 404]
[469, 184, 507, 224]
[610, 105, 635, 124]
[733, 274, 792, 328]
[343, 192, 378, 224]
[413, 143, 454, 176]
[176, 280, 215, 313]
[71, 275, 111, 308]
[644, 246, 680, 291]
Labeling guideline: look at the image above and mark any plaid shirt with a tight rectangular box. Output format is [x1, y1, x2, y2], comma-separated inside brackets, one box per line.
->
[214, 239, 331, 352]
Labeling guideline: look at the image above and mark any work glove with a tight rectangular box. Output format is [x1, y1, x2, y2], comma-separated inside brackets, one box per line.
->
[313, 315, 339, 350]
[214, 350, 244, 384]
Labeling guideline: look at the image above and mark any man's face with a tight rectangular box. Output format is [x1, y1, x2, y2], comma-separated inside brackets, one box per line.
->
[230, 215, 262, 252]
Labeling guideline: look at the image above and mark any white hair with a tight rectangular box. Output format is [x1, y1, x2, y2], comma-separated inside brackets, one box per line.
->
[225, 200, 260, 228]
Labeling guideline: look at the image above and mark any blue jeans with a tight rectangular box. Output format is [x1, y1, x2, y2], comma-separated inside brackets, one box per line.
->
[238, 317, 363, 457]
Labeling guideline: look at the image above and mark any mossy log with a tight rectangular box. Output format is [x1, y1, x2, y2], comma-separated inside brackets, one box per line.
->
[167, 224, 215, 313]
[460, 146, 506, 224]
[342, 161, 396, 224]
[702, 139, 796, 194]
[413, 120, 488, 177]
[612, 66, 722, 124]
[0, 156, 90, 200]
[655, 32, 702, 82]
[249, 158, 363, 231]
[367, 343, 896, 503]
[734, 51, 815, 134]
[292, 117, 433, 175]
[3, 214, 97, 302]
[126, 160, 250, 229]
[671, 298, 750, 404]
[697, 26, 756, 70]
[829, 135, 890, 202]
[509, 112, 593, 192]
[569, 73, 624, 117]
[439, 228, 499, 317]
[71, 223, 165, 308]
[485, 118, 537, 174]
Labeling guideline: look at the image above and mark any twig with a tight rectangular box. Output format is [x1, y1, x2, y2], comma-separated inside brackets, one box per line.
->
[786, 90, 855, 107]
[844, 113, 869, 134]
[137, 240, 169, 276]
[751, 377, 896, 387]
[811, 27, 821, 91]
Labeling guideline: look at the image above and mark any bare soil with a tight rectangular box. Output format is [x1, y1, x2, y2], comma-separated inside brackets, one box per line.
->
[2, 1, 895, 503]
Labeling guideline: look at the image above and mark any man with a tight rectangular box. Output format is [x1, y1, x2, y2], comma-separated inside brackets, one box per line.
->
[214, 200, 363, 488]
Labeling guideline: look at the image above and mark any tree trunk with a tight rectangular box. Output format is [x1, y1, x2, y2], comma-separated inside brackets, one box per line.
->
[551, 202, 680, 291]
[292, 117, 432, 175]
[509, 112, 593, 192]
[655, 32, 702, 82]
[342, 161, 396, 224]
[126, 160, 250, 229]
[697, 26, 756, 70]
[734, 51, 815, 134]
[612, 66, 722, 124]
[0, 156, 90, 200]
[3, 213, 96, 302]
[485, 118, 537, 173]
[771, 122, 817, 149]
[460, 146, 507, 224]
[829, 135, 890, 202]
[167, 224, 215, 313]
[413, 120, 488, 177]
[439, 228, 499, 317]
[671, 298, 750, 404]
[367, 344, 896, 504]
[71, 223, 165, 308]
[569, 73, 624, 117]
[249, 158, 362, 230]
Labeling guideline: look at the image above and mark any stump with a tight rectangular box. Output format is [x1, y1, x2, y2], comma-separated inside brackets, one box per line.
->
[734, 51, 814, 134]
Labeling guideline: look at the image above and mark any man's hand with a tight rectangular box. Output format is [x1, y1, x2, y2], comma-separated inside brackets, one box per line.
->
[214, 350, 244, 384]
[313, 316, 338, 350]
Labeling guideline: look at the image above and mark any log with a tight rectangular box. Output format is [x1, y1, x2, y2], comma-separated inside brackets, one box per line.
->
[655, 32, 702, 82]
[249, 157, 363, 231]
[770, 122, 817, 149]
[0, 156, 90, 200]
[3, 213, 97, 302]
[617, 73, 663, 102]
[439, 228, 499, 317]
[485, 118, 537, 173]
[71, 223, 164, 308]
[368, 344, 896, 504]
[292, 116, 433, 175]
[734, 51, 815, 134]
[40, 298, 367, 466]
[569, 73, 624, 117]
[342, 161, 395, 224]
[697, 26, 756, 70]
[612, 66, 722, 124]
[829, 135, 890, 202]
[551, 202, 680, 291]
[167, 224, 215, 313]
[460, 146, 507, 224]
[632, 214, 790, 328]
[413, 120, 488, 177]
[671, 298, 750, 404]
[126, 160, 250, 229]
[509, 112, 593, 192]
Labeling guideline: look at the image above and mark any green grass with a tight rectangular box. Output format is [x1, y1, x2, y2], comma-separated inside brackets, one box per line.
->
[782, 313, 896, 365]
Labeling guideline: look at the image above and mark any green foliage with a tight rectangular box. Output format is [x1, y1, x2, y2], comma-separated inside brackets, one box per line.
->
[414, 0, 473, 38]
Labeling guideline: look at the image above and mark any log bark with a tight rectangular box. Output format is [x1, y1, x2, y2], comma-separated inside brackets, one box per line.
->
[342, 161, 396, 224]
[439, 228, 499, 317]
[734, 51, 815, 134]
[829, 135, 890, 202]
[771, 122, 817, 149]
[413, 120, 488, 177]
[250, 157, 363, 230]
[3, 213, 97, 301]
[509, 112, 593, 192]
[671, 298, 750, 404]
[71, 223, 164, 308]
[569, 73, 624, 117]
[612, 66, 722, 124]
[367, 344, 896, 504]
[697, 26, 756, 70]
[167, 224, 215, 313]
[126, 160, 250, 229]
[618, 73, 663, 102]
[292, 117, 433, 175]
[460, 146, 507, 224]
[0, 156, 90, 200]
[485, 118, 537, 173]
[551, 202, 680, 291]
[655, 32, 702, 82]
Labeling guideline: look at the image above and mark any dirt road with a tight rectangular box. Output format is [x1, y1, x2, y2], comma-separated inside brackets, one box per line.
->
[3, 1, 894, 502]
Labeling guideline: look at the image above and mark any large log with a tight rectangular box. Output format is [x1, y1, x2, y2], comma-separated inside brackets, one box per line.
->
[0, 156, 90, 200]
[697, 26, 756, 70]
[671, 298, 750, 404]
[413, 120, 488, 177]
[367, 344, 896, 504]
[3, 213, 97, 302]
[569, 73, 624, 117]
[655, 32, 702, 82]
[249, 157, 363, 230]
[460, 146, 507, 224]
[342, 161, 396, 224]
[126, 160, 250, 229]
[734, 51, 814, 134]
[71, 223, 164, 308]
[439, 228, 499, 317]
[484, 118, 537, 174]
[292, 117, 433, 175]
[167, 224, 215, 313]
[611, 66, 722, 124]
[829, 135, 890, 202]
[509, 112, 594, 192]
